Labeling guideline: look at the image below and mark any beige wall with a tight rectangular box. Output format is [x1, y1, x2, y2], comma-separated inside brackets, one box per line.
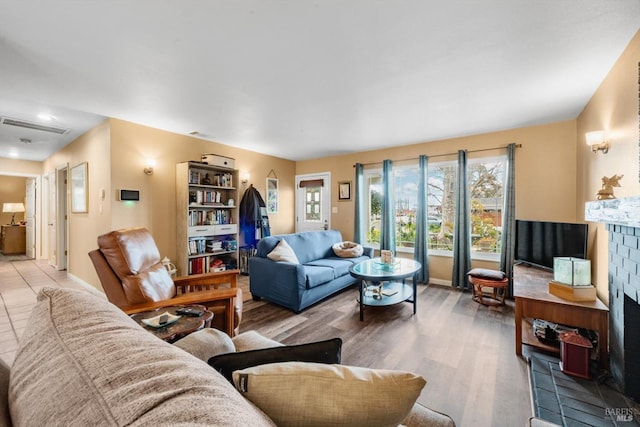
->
[297, 119, 579, 283]
[107, 118, 296, 277]
[0, 176, 27, 225]
[577, 30, 640, 302]
[43, 120, 113, 289]
[0, 158, 42, 176]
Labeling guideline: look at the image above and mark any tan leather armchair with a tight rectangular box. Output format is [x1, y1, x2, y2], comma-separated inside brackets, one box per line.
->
[88, 227, 242, 336]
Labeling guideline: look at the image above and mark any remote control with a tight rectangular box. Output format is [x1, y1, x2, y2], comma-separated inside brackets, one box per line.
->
[177, 308, 203, 317]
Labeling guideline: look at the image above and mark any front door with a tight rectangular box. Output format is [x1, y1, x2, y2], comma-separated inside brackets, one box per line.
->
[295, 172, 331, 233]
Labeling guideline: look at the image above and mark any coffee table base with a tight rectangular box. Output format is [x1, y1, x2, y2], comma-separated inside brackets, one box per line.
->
[358, 280, 416, 321]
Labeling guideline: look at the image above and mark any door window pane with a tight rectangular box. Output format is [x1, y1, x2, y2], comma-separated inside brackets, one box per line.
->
[305, 186, 322, 221]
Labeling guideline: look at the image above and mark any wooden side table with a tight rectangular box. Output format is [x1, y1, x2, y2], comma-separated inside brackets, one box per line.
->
[514, 265, 609, 369]
[130, 305, 213, 343]
[1, 225, 26, 255]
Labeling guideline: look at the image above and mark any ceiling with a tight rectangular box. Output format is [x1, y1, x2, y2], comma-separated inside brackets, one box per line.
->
[0, 1, 638, 162]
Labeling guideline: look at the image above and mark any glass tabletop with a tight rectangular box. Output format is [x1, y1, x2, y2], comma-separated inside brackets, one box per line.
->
[349, 257, 421, 280]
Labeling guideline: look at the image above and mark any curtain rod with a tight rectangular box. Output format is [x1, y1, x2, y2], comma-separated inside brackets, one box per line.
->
[352, 143, 522, 167]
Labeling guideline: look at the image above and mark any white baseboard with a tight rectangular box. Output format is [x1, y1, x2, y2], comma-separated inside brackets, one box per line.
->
[66, 273, 107, 299]
[429, 278, 452, 287]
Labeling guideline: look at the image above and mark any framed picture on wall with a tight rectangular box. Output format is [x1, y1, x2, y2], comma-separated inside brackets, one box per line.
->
[267, 177, 278, 213]
[338, 181, 351, 201]
[71, 162, 88, 213]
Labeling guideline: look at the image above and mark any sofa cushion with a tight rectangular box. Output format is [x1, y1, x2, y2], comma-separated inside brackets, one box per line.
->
[257, 230, 343, 264]
[232, 330, 284, 352]
[304, 265, 336, 288]
[467, 268, 506, 280]
[9, 287, 275, 426]
[305, 258, 353, 277]
[233, 362, 426, 427]
[267, 239, 300, 264]
[209, 338, 342, 383]
[173, 327, 236, 361]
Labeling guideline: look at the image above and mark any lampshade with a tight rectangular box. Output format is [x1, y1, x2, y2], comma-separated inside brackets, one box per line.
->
[585, 130, 610, 153]
[585, 130, 607, 146]
[2, 203, 25, 213]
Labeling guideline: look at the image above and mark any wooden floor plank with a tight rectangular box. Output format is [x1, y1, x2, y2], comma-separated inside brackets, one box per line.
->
[238, 276, 532, 426]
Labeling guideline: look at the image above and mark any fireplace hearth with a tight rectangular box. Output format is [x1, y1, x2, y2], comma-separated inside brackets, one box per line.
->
[586, 196, 640, 401]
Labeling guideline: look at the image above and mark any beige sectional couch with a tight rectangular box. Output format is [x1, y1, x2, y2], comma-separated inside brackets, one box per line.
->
[0, 287, 454, 426]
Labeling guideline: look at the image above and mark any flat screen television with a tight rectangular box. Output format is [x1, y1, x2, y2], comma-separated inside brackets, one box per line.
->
[515, 219, 588, 271]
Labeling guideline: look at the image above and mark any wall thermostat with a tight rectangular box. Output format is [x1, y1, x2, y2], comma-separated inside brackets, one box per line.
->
[117, 189, 140, 201]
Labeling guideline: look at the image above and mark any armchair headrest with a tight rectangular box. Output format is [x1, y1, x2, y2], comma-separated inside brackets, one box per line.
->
[98, 227, 161, 278]
[97, 227, 175, 304]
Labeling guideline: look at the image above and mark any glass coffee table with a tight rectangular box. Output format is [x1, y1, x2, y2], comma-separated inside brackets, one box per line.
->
[349, 258, 422, 321]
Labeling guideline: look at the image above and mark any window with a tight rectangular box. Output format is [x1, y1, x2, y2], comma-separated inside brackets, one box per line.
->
[304, 186, 322, 222]
[362, 155, 506, 257]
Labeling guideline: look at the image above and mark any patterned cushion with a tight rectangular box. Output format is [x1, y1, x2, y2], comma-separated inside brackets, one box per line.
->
[233, 362, 426, 427]
[9, 287, 275, 426]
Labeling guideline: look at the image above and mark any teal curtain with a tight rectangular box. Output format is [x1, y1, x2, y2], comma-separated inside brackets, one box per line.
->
[380, 160, 396, 251]
[354, 163, 365, 244]
[414, 155, 429, 284]
[452, 150, 471, 290]
[500, 143, 517, 296]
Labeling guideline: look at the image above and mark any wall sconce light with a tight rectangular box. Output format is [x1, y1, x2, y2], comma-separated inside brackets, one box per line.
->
[585, 130, 609, 154]
[143, 159, 156, 175]
[241, 172, 250, 186]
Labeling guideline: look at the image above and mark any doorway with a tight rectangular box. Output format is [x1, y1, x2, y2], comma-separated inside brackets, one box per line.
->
[295, 172, 331, 233]
[43, 166, 68, 270]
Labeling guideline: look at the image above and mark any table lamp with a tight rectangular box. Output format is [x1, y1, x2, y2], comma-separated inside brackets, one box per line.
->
[3, 203, 25, 225]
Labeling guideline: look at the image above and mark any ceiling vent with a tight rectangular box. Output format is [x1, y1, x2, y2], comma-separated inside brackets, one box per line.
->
[0, 116, 70, 135]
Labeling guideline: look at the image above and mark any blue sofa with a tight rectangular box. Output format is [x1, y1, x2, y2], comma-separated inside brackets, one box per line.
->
[249, 230, 373, 313]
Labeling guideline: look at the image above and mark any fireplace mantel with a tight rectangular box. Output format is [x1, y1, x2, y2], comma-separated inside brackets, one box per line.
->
[584, 196, 640, 228]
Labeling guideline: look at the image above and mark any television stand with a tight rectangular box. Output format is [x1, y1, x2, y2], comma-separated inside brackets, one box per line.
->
[513, 265, 609, 369]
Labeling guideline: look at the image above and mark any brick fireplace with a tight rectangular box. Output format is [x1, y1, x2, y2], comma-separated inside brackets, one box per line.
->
[586, 196, 640, 400]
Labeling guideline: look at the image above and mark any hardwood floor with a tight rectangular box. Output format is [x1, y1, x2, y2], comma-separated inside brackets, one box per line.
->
[238, 276, 533, 427]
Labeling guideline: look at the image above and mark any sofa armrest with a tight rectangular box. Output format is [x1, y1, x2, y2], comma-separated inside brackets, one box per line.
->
[402, 403, 456, 427]
[363, 246, 374, 258]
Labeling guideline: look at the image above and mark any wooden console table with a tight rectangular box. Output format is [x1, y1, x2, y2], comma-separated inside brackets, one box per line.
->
[1, 225, 26, 255]
[514, 264, 609, 369]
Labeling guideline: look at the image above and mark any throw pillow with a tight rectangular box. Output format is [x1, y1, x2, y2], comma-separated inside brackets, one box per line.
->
[209, 338, 342, 383]
[232, 362, 426, 427]
[332, 241, 364, 258]
[232, 330, 284, 352]
[266, 239, 299, 264]
[467, 268, 506, 280]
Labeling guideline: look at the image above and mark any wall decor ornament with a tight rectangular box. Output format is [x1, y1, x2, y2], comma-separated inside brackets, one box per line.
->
[596, 174, 623, 200]
[71, 162, 88, 213]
